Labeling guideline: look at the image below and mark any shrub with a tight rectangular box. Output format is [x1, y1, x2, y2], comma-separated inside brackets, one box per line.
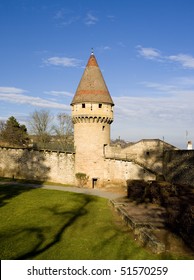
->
[126, 179, 194, 250]
[75, 173, 89, 188]
[127, 180, 149, 202]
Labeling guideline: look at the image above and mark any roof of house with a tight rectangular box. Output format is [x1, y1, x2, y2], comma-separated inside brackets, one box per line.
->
[71, 52, 114, 105]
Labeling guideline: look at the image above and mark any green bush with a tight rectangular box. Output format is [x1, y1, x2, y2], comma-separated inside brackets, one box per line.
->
[75, 172, 89, 188]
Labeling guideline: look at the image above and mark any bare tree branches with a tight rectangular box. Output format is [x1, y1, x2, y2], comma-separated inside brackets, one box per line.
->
[29, 110, 53, 149]
[53, 113, 74, 151]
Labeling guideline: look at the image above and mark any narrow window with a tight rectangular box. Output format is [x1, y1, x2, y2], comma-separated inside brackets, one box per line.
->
[99, 104, 102, 108]
[102, 126, 105, 131]
[82, 103, 85, 108]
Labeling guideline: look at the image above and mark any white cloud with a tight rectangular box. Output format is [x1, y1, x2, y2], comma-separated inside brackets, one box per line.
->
[0, 87, 70, 110]
[43, 56, 82, 67]
[45, 90, 74, 97]
[143, 79, 194, 95]
[142, 82, 179, 93]
[54, 9, 65, 20]
[114, 92, 193, 126]
[0, 87, 27, 94]
[97, 45, 111, 52]
[61, 17, 80, 26]
[54, 9, 80, 26]
[168, 54, 194, 69]
[103, 46, 111, 51]
[113, 77, 194, 129]
[107, 15, 116, 22]
[85, 12, 98, 25]
[137, 45, 161, 60]
[176, 76, 194, 86]
[137, 45, 194, 69]
[117, 42, 126, 48]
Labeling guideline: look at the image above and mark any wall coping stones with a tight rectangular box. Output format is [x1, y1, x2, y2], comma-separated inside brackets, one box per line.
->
[110, 198, 167, 254]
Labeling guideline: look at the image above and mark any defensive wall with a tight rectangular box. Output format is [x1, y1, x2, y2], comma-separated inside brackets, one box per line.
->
[105, 139, 178, 176]
[0, 147, 75, 184]
[0, 145, 194, 188]
[103, 158, 156, 188]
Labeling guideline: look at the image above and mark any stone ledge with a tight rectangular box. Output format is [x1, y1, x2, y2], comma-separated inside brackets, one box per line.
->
[110, 199, 166, 254]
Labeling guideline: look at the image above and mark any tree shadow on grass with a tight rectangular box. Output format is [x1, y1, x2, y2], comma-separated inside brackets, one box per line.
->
[0, 183, 41, 207]
[12, 195, 93, 260]
[0, 146, 51, 207]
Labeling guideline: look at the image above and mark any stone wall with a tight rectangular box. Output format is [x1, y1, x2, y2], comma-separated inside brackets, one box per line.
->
[102, 158, 156, 188]
[3, 145, 193, 189]
[164, 150, 194, 186]
[0, 147, 75, 184]
[105, 139, 178, 175]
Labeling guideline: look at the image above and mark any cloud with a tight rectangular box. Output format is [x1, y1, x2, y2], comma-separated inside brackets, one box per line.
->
[137, 45, 194, 69]
[0, 87, 70, 110]
[97, 45, 111, 52]
[176, 76, 194, 86]
[54, 9, 65, 20]
[103, 46, 111, 51]
[168, 54, 194, 69]
[85, 12, 98, 25]
[114, 78, 194, 128]
[0, 87, 27, 94]
[117, 42, 126, 48]
[141, 82, 179, 93]
[45, 90, 74, 97]
[114, 93, 193, 126]
[54, 9, 100, 27]
[137, 45, 161, 60]
[143, 79, 194, 95]
[107, 15, 116, 22]
[43, 56, 82, 67]
[54, 9, 80, 26]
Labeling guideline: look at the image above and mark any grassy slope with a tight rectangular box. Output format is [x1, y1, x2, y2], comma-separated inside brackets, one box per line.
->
[0, 184, 192, 260]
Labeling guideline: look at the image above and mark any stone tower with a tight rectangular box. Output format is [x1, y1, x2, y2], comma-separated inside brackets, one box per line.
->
[71, 52, 114, 188]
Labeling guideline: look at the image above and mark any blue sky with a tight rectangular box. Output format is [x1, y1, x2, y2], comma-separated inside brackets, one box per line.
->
[0, 0, 194, 148]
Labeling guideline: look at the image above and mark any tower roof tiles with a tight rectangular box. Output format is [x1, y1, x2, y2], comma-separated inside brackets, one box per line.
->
[71, 53, 114, 105]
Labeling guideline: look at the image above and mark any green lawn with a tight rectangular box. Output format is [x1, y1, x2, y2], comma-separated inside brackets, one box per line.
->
[0, 183, 192, 260]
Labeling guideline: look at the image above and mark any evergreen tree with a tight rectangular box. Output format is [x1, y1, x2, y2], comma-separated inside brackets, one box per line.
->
[1, 116, 29, 146]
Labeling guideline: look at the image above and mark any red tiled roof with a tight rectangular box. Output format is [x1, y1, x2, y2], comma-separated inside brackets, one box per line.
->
[71, 53, 114, 105]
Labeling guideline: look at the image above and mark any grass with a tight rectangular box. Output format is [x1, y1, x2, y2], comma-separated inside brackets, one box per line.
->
[0, 183, 193, 260]
[0, 176, 72, 187]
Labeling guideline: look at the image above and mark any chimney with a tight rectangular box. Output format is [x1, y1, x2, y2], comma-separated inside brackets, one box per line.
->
[187, 141, 192, 150]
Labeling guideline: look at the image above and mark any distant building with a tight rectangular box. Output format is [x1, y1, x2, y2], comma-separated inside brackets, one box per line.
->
[187, 141, 193, 150]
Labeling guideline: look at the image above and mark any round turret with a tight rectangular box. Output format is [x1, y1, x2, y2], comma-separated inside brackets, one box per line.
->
[71, 52, 114, 188]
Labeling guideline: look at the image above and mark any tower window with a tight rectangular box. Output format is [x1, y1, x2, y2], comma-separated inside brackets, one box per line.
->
[99, 104, 102, 108]
[102, 126, 105, 131]
[82, 103, 85, 108]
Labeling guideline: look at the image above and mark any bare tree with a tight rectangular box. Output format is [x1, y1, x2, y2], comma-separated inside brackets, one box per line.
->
[0, 120, 5, 137]
[29, 110, 53, 149]
[53, 113, 74, 151]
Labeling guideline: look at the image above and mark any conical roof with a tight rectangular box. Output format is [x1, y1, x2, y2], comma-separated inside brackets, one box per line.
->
[71, 53, 114, 105]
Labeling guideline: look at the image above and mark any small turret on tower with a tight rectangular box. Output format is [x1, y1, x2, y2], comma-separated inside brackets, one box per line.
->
[71, 52, 114, 188]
